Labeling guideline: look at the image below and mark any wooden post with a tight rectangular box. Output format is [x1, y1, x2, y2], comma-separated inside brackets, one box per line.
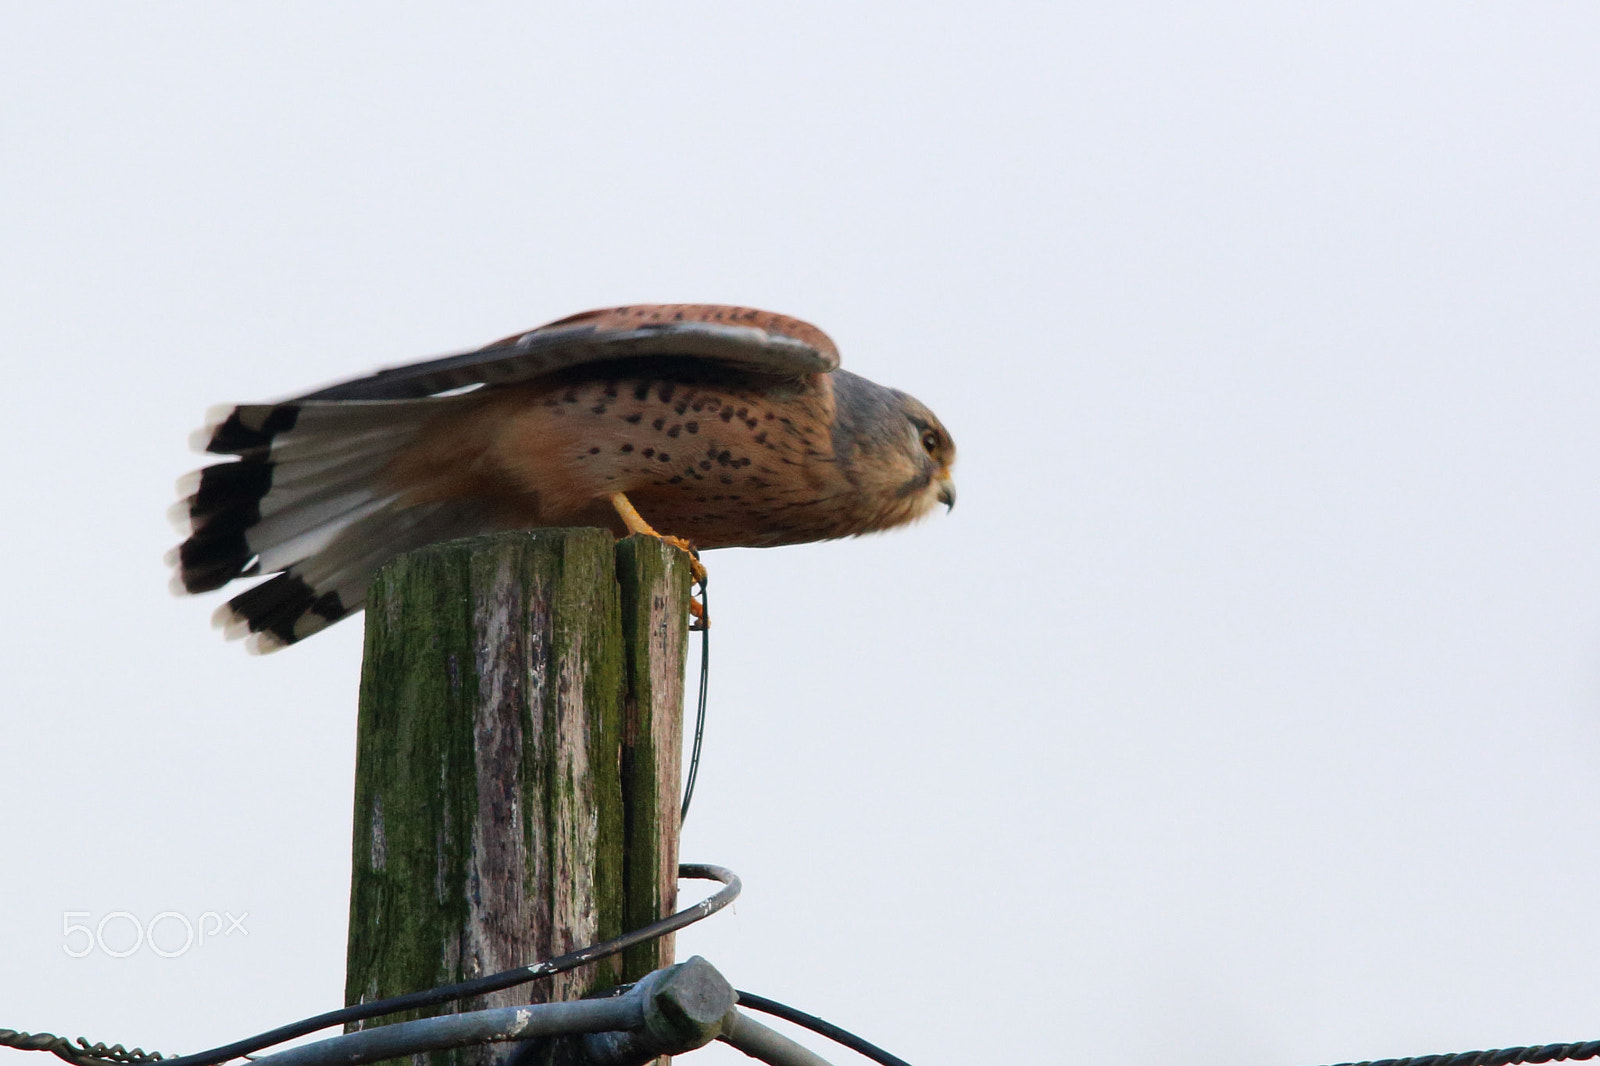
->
[344, 529, 690, 1066]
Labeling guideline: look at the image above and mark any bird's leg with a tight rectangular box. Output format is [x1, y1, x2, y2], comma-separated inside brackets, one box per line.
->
[607, 492, 709, 626]
[606, 492, 706, 579]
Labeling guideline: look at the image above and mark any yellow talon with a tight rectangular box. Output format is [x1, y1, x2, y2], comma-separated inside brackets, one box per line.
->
[608, 492, 710, 622]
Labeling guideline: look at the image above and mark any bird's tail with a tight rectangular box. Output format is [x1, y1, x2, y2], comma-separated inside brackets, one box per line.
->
[169, 398, 484, 652]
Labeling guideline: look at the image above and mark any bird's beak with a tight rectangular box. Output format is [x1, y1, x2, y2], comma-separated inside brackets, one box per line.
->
[936, 477, 956, 512]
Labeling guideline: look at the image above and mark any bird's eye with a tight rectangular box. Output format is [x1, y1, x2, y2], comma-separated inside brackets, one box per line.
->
[920, 429, 940, 456]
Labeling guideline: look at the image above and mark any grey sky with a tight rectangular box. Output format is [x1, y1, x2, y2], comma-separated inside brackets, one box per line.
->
[4, 4, 1599, 1063]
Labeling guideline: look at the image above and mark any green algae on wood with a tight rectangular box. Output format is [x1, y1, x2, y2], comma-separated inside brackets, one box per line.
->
[344, 530, 690, 1066]
[615, 536, 691, 980]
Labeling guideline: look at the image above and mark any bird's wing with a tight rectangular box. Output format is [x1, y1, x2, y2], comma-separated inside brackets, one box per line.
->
[288, 304, 840, 403]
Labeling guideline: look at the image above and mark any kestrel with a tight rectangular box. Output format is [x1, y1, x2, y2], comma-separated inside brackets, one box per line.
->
[171, 304, 957, 651]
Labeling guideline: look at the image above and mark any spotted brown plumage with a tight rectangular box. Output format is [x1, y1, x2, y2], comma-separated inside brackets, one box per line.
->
[170, 304, 957, 651]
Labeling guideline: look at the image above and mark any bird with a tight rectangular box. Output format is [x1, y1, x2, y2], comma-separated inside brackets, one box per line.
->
[170, 304, 957, 652]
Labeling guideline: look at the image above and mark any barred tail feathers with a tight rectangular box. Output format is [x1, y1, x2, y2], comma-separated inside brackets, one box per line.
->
[169, 398, 482, 652]
[212, 500, 480, 652]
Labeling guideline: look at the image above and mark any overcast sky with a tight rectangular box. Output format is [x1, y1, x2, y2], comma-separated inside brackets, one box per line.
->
[4, 5, 1600, 1065]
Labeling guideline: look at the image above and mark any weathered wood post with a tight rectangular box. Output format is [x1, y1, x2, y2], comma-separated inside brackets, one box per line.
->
[343, 529, 691, 1066]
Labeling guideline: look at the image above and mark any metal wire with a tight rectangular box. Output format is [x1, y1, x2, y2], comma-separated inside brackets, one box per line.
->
[681, 575, 710, 822]
[733, 992, 911, 1066]
[1313, 1042, 1600, 1066]
[4, 865, 740, 1066]
[0, 1032, 167, 1066]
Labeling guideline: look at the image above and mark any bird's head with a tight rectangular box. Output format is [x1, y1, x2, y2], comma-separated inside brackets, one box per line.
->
[830, 371, 957, 534]
[901, 395, 958, 515]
